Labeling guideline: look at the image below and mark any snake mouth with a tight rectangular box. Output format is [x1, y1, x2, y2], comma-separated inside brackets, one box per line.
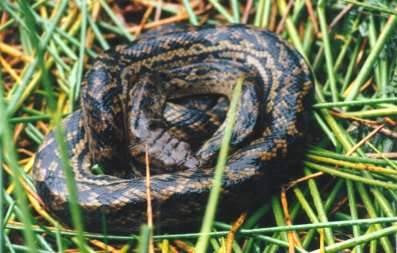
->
[128, 94, 229, 176]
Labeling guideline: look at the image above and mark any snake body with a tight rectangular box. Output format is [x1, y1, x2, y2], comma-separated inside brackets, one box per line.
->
[33, 24, 313, 233]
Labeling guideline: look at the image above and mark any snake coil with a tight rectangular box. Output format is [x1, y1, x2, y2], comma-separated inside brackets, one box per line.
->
[33, 24, 313, 233]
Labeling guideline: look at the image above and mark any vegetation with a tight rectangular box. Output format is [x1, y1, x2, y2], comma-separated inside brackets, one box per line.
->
[1, 0, 397, 252]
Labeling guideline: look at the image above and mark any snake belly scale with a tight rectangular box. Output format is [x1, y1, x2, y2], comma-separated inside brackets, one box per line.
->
[32, 24, 313, 233]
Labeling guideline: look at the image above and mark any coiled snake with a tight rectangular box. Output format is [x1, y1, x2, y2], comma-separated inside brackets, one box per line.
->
[33, 24, 313, 233]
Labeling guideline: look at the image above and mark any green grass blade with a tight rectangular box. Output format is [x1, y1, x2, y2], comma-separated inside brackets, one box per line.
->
[70, 0, 88, 110]
[0, 72, 38, 252]
[230, 0, 240, 23]
[136, 225, 152, 253]
[208, 0, 235, 23]
[317, 3, 338, 102]
[344, 11, 397, 103]
[195, 76, 244, 253]
[182, 0, 199, 25]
